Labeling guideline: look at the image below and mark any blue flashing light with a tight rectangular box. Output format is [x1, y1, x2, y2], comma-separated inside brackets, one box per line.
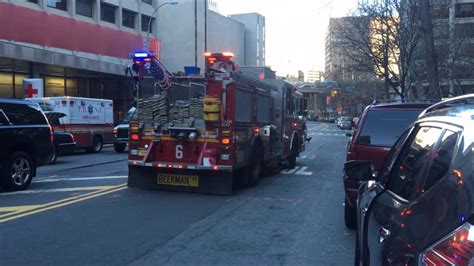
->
[133, 53, 149, 58]
[461, 214, 466, 222]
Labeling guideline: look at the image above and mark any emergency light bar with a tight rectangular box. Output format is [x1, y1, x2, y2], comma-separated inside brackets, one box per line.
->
[204, 52, 234, 58]
[133, 53, 150, 58]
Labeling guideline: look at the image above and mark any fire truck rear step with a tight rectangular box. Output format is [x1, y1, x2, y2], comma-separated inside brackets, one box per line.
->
[128, 165, 234, 196]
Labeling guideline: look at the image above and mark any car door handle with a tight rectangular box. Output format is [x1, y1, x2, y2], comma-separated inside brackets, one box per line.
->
[379, 227, 391, 243]
[362, 207, 368, 214]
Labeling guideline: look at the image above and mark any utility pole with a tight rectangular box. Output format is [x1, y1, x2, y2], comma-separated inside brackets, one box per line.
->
[420, 0, 441, 99]
[194, 0, 198, 67]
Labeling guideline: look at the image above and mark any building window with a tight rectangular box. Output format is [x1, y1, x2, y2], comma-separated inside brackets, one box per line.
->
[14, 74, 28, 98]
[142, 0, 152, 4]
[47, 0, 67, 11]
[45, 76, 65, 97]
[432, 4, 449, 19]
[76, 0, 94, 18]
[142, 15, 153, 32]
[122, 9, 136, 29]
[101, 3, 116, 23]
[0, 73, 13, 98]
[456, 3, 474, 18]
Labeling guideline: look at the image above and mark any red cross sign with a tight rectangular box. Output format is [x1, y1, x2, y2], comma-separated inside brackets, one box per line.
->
[25, 84, 38, 98]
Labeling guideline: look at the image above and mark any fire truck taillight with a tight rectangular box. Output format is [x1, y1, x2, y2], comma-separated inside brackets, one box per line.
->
[131, 134, 139, 141]
[222, 52, 234, 57]
[221, 138, 231, 145]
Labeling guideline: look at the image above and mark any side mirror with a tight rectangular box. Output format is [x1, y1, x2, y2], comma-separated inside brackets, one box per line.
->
[344, 160, 375, 182]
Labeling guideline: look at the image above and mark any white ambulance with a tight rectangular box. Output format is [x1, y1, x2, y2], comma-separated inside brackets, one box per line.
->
[27, 97, 114, 153]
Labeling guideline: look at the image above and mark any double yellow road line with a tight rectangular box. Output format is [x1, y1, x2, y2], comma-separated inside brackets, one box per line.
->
[0, 184, 127, 223]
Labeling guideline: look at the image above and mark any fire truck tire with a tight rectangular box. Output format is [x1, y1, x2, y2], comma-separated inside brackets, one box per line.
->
[114, 143, 126, 153]
[288, 138, 298, 169]
[86, 136, 103, 153]
[247, 147, 263, 186]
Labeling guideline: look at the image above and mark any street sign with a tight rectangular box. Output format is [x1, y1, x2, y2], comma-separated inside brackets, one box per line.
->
[23, 79, 44, 98]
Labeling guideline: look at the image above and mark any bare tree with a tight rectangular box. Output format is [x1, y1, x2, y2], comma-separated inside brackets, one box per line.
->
[335, 0, 424, 99]
[420, 0, 441, 99]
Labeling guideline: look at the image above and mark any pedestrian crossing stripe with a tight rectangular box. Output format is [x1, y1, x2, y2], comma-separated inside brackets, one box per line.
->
[281, 166, 313, 175]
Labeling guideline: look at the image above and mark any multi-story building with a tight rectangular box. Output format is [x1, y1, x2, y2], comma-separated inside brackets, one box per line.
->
[412, 0, 474, 96]
[297, 70, 305, 82]
[306, 69, 323, 83]
[325, 17, 373, 82]
[229, 13, 266, 67]
[0, 0, 158, 120]
[0, 0, 265, 121]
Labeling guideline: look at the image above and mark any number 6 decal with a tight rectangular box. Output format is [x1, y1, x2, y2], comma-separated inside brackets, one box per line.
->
[176, 145, 183, 159]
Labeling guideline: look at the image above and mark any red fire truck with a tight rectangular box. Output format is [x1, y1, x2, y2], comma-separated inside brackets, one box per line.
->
[127, 52, 306, 195]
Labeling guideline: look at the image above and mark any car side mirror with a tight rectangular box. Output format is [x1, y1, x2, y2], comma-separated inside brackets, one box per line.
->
[344, 160, 375, 182]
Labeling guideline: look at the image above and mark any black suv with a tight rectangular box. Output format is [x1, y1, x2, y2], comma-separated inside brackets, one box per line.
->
[0, 99, 54, 190]
[346, 94, 474, 265]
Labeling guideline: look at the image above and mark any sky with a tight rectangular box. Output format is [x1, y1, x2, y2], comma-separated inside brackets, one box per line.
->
[216, 0, 359, 77]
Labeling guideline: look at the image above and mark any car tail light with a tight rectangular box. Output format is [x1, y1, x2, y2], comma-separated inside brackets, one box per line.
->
[49, 125, 53, 143]
[422, 222, 474, 265]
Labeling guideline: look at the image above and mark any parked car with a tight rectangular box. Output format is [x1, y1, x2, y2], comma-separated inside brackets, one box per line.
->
[0, 99, 54, 190]
[343, 101, 435, 229]
[348, 94, 474, 265]
[44, 112, 76, 164]
[113, 107, 136, 153]
[338, 116, 353, 129]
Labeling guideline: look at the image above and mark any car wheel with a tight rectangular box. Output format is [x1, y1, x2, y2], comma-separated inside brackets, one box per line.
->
[247, 147, 262, 186]
[87, 136, 103, 153]
[2, 152, 34, 191]
[345, 198, 357, 229]
[49, 147, 58, 164]
[114, 143, 126, 153]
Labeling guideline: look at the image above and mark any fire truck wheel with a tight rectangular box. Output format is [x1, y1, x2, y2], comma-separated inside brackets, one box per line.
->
[288, 137, 300, 169]
[247, 147, 262, 186]
[114, 143, 126, 153]
[87, 136, 103, 153]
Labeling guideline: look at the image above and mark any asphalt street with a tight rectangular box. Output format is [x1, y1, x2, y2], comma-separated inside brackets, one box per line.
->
[0, 122, 355, 265]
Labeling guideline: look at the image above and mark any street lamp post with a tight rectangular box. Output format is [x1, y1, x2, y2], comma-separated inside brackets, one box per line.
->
[144, 1, 178, 51]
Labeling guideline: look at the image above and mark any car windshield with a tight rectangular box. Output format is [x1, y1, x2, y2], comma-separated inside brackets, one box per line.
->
[121, 107, 136, 124]
[357, 109, 422, 147]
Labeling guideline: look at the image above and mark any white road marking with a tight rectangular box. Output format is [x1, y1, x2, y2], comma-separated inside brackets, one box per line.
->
[281, 166, 313, 176]
[34, 175, 127, 183]
[295, 166, 313, 176]
[281, 167, 299, 174]
[0, 185, 119, 196]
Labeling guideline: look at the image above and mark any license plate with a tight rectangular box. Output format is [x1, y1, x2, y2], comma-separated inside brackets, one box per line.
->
[157, 174, 199, 187]
[138, 149, 146, 156]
